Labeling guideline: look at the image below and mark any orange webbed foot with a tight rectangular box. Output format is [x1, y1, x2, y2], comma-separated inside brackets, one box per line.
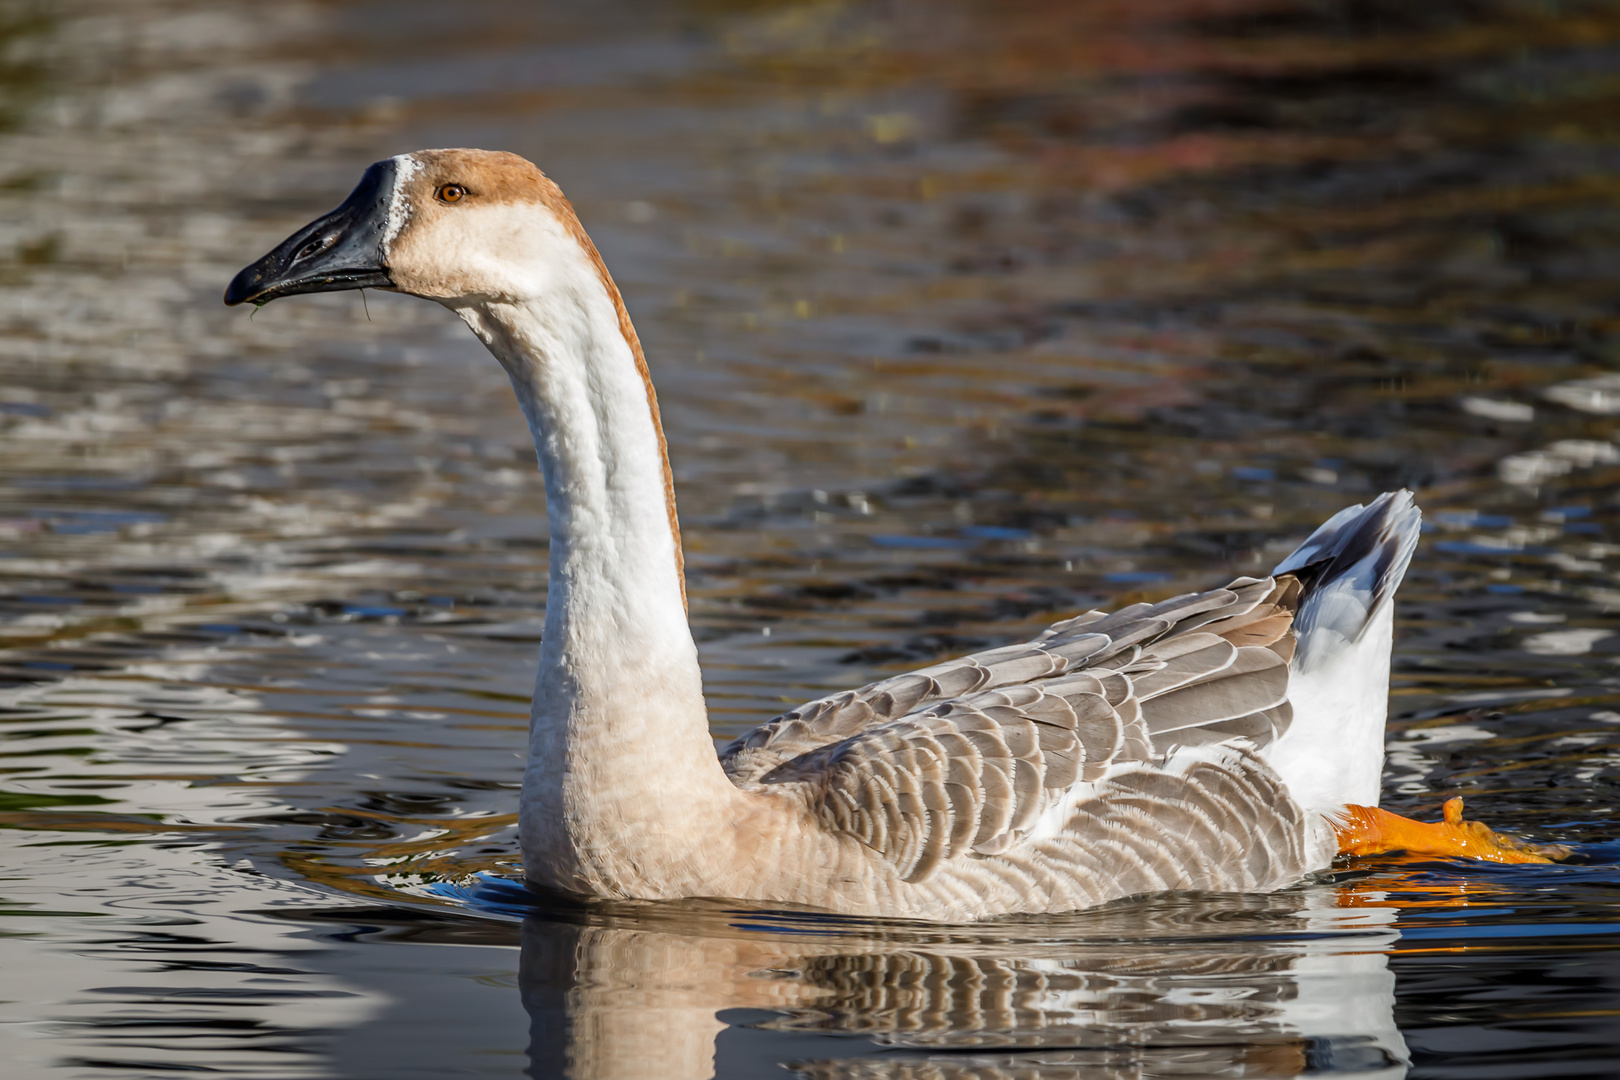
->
[1335, 797, 1571, 865]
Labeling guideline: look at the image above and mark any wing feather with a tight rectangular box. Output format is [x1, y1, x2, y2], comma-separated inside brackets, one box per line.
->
[1140, 647, 1290, 735]
[721, 572, 1313, 881]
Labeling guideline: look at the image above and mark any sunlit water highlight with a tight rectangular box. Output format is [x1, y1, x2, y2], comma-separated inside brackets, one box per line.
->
[1, 0, 1619, 1076]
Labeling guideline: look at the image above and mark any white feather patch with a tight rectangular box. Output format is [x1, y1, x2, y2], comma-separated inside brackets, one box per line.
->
[383, 153, 422, 253]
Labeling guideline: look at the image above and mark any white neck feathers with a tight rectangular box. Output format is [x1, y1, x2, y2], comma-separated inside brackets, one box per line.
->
[443, 205, 736, 895]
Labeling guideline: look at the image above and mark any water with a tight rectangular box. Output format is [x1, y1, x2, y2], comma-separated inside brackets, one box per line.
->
[1, 0, 1618, 1075]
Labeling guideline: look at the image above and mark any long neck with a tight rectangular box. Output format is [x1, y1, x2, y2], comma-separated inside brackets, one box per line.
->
[453, 253, 738, 895]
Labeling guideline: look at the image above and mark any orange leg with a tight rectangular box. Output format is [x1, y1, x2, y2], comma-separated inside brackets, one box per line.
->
[1335, 797, 1570, 865]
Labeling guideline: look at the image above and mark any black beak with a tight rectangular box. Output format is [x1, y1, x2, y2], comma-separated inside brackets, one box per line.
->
[224, 159, 398, 306]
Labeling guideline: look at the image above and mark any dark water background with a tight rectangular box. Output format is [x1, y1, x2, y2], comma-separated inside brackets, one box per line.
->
[1, 0, 1619, 1076]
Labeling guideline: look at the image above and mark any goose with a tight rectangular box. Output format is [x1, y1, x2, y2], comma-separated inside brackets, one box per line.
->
[224, 149, 1562, 921]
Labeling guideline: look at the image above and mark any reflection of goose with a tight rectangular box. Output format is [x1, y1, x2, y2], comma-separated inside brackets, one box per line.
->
[516, 891, 1407, 1080]
[225, 149, 1558, 921]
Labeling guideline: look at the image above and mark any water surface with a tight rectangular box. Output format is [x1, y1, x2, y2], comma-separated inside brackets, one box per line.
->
[1, 0, 1619, 1076]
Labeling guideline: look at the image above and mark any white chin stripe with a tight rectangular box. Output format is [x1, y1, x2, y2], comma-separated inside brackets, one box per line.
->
[382, 153, 423, 253]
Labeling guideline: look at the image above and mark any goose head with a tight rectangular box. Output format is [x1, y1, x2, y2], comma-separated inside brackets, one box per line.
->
[224, 149, 593, 308]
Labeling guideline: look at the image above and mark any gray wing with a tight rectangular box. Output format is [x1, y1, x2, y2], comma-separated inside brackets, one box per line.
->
[719, 576, 1300, 883]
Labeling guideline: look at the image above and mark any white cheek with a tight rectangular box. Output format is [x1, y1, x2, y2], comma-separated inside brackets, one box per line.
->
[436, 203, 583, 300]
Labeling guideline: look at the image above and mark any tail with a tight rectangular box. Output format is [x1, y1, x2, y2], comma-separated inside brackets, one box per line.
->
[1263, 491, 1422, 812]
[1273, 490, 1422, 671]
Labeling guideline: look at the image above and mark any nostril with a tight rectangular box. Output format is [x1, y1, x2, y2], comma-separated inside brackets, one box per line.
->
[296, 236, 332, 261]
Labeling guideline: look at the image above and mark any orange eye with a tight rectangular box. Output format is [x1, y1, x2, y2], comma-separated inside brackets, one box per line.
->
[437, 184, 466, 204]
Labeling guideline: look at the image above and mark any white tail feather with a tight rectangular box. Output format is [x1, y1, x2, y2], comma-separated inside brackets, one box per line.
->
[1262, 491, 1422, 811]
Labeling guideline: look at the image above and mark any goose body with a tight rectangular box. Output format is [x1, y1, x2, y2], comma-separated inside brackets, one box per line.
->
[225, 149, 1511, 921]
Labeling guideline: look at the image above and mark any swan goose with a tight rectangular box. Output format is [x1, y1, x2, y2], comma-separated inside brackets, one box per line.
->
[225, 149, 1561, 922]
